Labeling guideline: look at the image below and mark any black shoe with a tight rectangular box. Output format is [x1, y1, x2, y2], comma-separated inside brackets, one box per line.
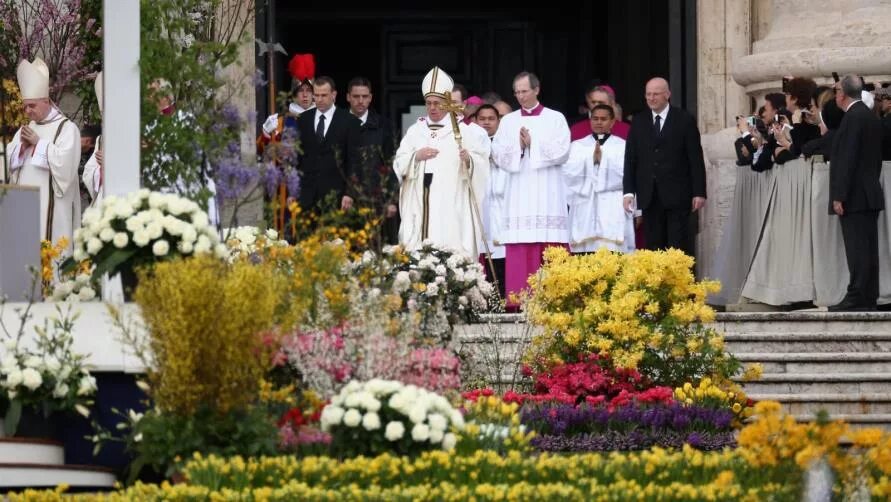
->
[829, 300, 877, 312]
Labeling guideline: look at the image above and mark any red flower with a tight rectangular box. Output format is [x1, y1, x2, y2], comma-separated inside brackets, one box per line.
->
[278, 407, 306, 428]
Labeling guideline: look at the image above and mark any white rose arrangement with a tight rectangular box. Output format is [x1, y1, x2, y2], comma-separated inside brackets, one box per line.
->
[0, 310, 97, 436]
[61, 189, 227, 282]
[319, 379, 463, 457]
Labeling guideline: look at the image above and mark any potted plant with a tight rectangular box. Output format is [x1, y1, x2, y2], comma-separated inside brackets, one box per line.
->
[61, 189, 228, 300]
[0, 308, 97, 438]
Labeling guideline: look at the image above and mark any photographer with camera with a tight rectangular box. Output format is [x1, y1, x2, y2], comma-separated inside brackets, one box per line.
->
[747, 93, 789, 172]
[801, 87, 844, 160]
[784, 77, 822, 158]
[733, 110, 766, 166]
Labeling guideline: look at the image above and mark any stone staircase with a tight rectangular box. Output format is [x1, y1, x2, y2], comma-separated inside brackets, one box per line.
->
[458, 311, 891, 429]
[0, 437, 116, 491]
[715, 311, 891, 429]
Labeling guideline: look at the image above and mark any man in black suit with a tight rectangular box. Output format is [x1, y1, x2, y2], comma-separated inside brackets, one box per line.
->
[345, 76, 399, 243]
[623, 77, 706, 255]
[296, 75, 361, 213]
[829, 75, 885, 311]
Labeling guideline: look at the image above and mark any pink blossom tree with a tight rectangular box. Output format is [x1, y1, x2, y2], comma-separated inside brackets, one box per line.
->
[0, 0, 100, 108]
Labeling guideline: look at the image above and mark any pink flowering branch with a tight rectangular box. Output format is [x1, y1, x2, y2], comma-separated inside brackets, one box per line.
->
[1, 0, 99, 102]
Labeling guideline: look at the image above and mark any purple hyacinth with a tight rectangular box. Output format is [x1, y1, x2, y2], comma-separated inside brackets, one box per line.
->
[530, 430, 737, 452]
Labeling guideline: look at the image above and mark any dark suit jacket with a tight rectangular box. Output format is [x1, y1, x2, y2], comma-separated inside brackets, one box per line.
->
[881, 113, 891, 161]
[829, 100, 884, 214]
[296, 107, 361, 211]
[623, 106, 707, 209]
[356, 110, 398, 205]
[801, 129, 836, 161]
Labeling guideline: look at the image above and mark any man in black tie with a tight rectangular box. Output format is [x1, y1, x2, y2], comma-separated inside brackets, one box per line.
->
[622, 77, 706, 256]
[295, 75, 361, 213]
[828, 75, 885, 311]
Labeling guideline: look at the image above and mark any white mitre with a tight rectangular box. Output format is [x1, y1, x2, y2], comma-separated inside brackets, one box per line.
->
[422, 66, 454, 99]
[95, 71, 103, 113]
[16, 57, 50, 100]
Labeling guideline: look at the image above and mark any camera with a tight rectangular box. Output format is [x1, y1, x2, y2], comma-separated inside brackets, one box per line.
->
[782, 77, 791, 93]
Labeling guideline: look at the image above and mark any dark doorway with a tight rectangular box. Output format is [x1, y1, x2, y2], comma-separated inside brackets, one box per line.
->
[256, 1, 695, 134]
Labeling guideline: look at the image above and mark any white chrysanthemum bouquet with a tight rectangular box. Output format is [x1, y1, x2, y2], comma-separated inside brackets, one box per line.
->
[62, 189, 227, 282]
[319, 379, 464, 457]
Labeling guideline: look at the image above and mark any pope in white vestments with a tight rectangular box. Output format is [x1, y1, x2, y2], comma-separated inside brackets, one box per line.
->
[563, 105, 635, 253]
[491, 72, 570, 307]
[5, 58, 81, 253]
[394, 67, 490, 258]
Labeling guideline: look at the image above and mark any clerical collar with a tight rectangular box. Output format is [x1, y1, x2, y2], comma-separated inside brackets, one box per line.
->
[593, 133, 611, 145]
[289, 102, 315, 115]
[36, 107, 62, 125]
[521, 103, 544, 116]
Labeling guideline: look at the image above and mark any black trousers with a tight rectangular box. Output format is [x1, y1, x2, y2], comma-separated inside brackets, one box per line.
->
[840, 210, 880, 306]
[642, 186, 693, 255]
[482, 257, 506, 301]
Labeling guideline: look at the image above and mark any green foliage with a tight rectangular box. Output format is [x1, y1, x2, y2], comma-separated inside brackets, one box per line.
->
[95, 404, 278, 482]
[139, 0, 253, 207]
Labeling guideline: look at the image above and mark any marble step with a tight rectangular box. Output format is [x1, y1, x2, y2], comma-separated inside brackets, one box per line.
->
[791, 414, 891, 428]
[714, 312, 891, 335]
[735, 352, 891, 373]
[0, 463, 116, 489]
[0, 438, 64, 465]
[741, 373, 891, 394]
[749, 393, 891, 416]
[721, 333, 891, 353]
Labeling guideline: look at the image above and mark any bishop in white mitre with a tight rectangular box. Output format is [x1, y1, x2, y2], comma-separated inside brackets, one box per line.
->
[394, 67, 490, 258]
[563, 104, 635, 253]
[5, 58, 81, 253]
[491, 72, 570, 307]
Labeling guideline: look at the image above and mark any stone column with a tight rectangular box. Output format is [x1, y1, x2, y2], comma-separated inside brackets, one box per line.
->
[217, 0, 263, 227]
[733, 0, 891, 99]
[695, 0, 752, 280]
[697, 0, 752, 135]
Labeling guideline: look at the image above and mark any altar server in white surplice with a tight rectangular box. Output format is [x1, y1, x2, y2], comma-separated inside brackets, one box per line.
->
[5, 58, 81, 253]
[394, 66, 490, 258]
[491, 71, 570, 308]
[563, 104, 635, 253]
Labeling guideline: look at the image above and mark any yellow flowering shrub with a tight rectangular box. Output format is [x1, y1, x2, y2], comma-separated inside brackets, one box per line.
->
[266, 235, 353, 329]
[1, 79, 27, 142]
[674, 377, 754, 427]
[524, 248, 737, 387]
[134, 255, 286, 415]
